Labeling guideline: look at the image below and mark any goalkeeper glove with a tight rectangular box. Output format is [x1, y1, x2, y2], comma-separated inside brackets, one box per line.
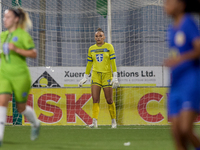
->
[110, 72, 120, 89]
[78, 74, 89, 87]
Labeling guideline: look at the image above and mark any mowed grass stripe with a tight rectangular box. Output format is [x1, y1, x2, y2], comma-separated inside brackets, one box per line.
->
[2, 125, 198, 150]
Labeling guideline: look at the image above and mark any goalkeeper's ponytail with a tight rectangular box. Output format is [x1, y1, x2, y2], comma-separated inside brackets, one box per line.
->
[8, 7, 32, 30]
[96, 28, 104, 33]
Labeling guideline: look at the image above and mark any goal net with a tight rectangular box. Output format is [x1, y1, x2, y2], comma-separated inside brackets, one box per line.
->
[1, 0, 178, 126]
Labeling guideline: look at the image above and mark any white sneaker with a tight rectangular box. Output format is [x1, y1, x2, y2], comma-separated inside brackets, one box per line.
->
[87, 118, 98, 128]
[111, 119, 117, 128]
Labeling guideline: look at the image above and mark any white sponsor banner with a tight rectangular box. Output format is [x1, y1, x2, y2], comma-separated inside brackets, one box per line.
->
[29, 67, 88, 87]
[117, 67, 163, 86]
[29, 66, 163, 87]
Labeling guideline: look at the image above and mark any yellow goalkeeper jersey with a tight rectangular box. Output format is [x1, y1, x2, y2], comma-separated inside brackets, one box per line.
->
[87, 42, 116, 73]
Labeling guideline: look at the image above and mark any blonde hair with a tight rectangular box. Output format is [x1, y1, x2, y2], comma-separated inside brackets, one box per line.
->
[9, 7, 32, 30]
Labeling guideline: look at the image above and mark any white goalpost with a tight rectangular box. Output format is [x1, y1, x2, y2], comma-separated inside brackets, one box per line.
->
[107, 0, 112, 44]
[1, 0, 182, 126]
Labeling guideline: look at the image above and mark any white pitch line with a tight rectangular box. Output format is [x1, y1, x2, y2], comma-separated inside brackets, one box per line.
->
[39, 127, 171, 130]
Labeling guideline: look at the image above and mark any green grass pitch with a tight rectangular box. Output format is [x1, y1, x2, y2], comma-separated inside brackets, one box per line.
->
[1, 125, 200, 150]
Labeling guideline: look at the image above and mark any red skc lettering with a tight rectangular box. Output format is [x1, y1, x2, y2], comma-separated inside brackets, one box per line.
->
[38, 94, 62, 123]
[195, 116, 200, 122]
[138, 93, 164, 122]
[66, 94, 92, 125]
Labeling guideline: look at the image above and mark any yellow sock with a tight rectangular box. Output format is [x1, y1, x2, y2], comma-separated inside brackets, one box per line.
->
[93, 103, 99, 120]
[108, 102, 116, 119]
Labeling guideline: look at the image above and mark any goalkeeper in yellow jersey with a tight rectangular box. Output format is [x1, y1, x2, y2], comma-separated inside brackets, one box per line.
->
[79, 28, 119, 128]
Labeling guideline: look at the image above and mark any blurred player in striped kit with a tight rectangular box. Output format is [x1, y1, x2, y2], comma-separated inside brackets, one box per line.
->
[164, 0, 200, 149]
[79, 28, 119, 128]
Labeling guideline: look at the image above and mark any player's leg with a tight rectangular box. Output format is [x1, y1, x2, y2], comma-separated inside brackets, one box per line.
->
[0, 75, 12, 146]
[103, 87, 117, 128]
[171, 116, 187, 150]
[102, 72, 117, 128]
[178, 73, 200, 150]
[179, 110, 200, 150]
[168, 88, 188, 150]
[16, 102, 39, 128]
[12, 76, 40, 140]
[88, 71, 102, 128]
[88, 84, 101, 128]
[16, 102, 40, 140]
[0, 94, 11, 146]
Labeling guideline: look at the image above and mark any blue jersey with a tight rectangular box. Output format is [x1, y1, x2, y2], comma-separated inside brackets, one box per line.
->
[168, 14, 200, 85]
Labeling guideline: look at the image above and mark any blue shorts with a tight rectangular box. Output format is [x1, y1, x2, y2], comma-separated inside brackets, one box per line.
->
[168, 69, 200, 117]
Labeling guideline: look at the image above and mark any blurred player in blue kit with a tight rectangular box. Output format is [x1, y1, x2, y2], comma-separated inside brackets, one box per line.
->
[164, 0, 200, 149]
